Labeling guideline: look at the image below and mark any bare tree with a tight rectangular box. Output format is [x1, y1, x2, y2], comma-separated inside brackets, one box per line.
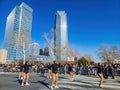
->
[43, 29, 80, 61]
[97, 44, 120, 63]
[19, 29, 30, 64]
[43, 31, 55, 61]
[109, 45, 120, 61]
[83, 54, 93, 64]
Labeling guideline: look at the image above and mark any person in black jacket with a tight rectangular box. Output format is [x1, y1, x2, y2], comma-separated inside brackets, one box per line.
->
[51, 61, 59, 89]
[95, 63, 104, 88]
[108, 64, 115, 79]
[104, 64, 108, 79]
[68, 64, 74, 80]
[21, 61, 30, 86]
[18, 64, 24, 80]
[47, 63, 52, 79]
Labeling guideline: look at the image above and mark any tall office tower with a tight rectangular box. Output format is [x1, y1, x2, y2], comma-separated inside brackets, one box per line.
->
[3, 2, 33, 62]
[54, 11, 68, 61]
[39, 49, 44, 55]
[44, 47, 49, 56]
[30, 43, 40, 56]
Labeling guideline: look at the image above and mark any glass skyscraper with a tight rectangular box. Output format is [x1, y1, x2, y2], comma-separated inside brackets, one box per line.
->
[54, 11, 68, 60]
[3, 2, 33, 62]
[30, 43, 40, 56]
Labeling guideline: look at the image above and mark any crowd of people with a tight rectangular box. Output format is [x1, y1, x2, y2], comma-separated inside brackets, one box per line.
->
[1, 61, 120, 89]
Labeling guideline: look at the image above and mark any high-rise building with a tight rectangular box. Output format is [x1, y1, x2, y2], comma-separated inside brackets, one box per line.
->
[39, 49, 44, 55]
[30, 43, 40, 56]
[0, 49, 7, 64]
[44, 47, 49, 56]
[3, 2, 33, 62]
[54, 11, 68, 60]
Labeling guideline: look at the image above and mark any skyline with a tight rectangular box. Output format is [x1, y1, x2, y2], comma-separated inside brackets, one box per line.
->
[0, 0, 120, 61]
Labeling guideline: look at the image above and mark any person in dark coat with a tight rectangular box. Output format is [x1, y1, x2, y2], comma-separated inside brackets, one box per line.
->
[21, 61, 30, 86]
[68, 64, 74, 80]
[51, 61, 59, 89]
[95, 63, 104, 88]
[108, 64, 115, 79]
[47, 63, 52, 79]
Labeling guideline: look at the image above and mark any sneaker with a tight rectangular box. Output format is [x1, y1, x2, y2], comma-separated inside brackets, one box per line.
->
[72, 78, 74, 81]
[21, 83, 24, 86]
[50, 86, 53, 90]
[70, 78, 74, 81]
[55, 85, 59, 88]
[20, 77, 23, 80]
[99, 84, 103, 88]
[26, 83, 30, 86]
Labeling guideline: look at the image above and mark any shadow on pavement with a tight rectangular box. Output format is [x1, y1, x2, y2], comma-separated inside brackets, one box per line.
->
[59, 80, 117, 90]
[59, 76, 68, 80]
[17, 79, 22, 85]
[117, 81, 120, 83]
[37, 80, 51, 89]
[75, 80, 95, 85]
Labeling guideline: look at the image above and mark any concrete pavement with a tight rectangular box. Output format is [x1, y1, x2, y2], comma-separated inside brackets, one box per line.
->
[0, 73, 120, 90]
[59, 74, 120, 90]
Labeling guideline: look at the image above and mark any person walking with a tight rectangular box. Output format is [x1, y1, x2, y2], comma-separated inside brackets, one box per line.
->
[95, 63, 104, 88]
[47, 63, 52, 79]
[51, 61, 59, 90]
[108, 64, 115, 79]
[21, 61, 30, 86]
[18, 64, 24, 80]
[41, 63, 45, 77]
[68, 64, 74, 81]
[104, 64, 108, 79]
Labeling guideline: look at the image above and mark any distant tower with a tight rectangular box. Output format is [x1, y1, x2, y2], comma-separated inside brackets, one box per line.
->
[30, 43, 40, 56]
[44, 47, 49, 56]
[3, 2, 33, 62]
[54, 11, 68, 60]
[39, 49, 44, 55]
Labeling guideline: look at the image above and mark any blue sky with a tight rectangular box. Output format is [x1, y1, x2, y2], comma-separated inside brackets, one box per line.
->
[0, 0, 120, 61]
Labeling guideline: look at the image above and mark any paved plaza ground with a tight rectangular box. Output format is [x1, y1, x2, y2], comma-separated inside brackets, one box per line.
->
[0, 72, 120, 90]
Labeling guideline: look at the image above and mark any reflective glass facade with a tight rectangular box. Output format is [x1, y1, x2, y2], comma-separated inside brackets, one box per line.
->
[54, 11, 68, 60]
[4, 2, 33, 62]
[30, 43, 40, 56]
